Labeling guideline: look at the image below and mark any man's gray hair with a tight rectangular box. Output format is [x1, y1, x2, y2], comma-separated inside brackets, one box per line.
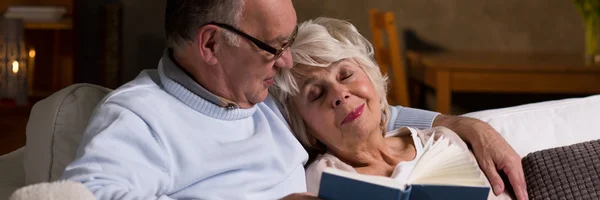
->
[165, 0, 245, 48]
[271, 17, 391, 154]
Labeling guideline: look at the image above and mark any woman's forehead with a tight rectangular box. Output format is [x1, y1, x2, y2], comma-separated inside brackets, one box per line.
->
[294, 59, 358, 84]
[295, 59, 355, 75]
[294, 67, 328, 87]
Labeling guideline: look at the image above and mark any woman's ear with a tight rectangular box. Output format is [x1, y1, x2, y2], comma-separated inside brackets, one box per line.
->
[195, 25, 220, 65]
[380, 108, 387, 132]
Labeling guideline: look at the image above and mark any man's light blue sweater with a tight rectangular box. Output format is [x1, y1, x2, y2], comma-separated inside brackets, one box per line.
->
[60, 51, 439, 199]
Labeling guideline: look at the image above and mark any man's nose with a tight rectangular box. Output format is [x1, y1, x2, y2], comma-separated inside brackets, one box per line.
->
[275, 49, 293, 69]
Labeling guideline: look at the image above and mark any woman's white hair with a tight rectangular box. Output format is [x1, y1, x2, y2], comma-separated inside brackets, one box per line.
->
[271, 17, 391, 154]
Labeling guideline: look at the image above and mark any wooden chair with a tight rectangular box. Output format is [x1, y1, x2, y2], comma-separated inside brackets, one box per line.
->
[368, 9, 410, 107]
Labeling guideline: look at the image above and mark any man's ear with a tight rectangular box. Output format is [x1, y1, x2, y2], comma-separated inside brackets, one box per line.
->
[196, 25, 220, 65]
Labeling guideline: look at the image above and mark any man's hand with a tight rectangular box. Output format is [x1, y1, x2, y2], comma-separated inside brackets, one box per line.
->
[433, 115, 528, 200]
[281, 193, 320, 200]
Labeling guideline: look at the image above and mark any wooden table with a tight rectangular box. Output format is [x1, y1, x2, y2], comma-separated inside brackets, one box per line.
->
[406, 51, 600, 114]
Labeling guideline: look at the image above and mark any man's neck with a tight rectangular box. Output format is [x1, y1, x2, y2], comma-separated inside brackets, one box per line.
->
[172, 48, 254, 108]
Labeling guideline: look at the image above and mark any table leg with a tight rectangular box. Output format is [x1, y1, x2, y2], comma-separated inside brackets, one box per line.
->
[435, 71, 451, 114]
[409, 79, 423, 109]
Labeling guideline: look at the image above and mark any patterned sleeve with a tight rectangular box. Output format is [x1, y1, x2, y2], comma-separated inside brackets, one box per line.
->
[387, 106, 440, 131]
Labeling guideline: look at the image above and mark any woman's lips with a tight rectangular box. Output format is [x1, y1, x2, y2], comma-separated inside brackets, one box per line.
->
[341, 104, 365, 125]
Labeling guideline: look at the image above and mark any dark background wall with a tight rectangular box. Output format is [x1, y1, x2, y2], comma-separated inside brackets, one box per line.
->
[74, 0, 165, 85]
[120, 0, 165, 82]
[294, 0, 585, 54]
[72, 0, 589, 112]
[74, 0, 105, 85]
[291, 0, 590, 111]
[77, 0, 588, 85]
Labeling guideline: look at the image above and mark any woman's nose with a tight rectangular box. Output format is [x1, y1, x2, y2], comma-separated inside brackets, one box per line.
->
[331, 92, 350, 107]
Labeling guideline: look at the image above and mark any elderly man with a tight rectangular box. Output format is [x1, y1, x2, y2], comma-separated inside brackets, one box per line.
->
[60, 0, 527, 199]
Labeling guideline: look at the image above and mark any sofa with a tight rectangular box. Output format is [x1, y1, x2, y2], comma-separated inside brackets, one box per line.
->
[1, 83, 599, 199]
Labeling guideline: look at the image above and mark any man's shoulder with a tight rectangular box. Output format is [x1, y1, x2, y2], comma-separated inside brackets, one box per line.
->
[258, 94, 286, 119]
[261, 94, 282, 111]
[100, 69, 170, 108]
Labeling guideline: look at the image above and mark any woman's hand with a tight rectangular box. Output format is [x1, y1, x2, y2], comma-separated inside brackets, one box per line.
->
[433, 115, 528, 200]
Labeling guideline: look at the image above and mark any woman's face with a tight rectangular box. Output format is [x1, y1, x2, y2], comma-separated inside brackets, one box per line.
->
[292, 59, 382, 152]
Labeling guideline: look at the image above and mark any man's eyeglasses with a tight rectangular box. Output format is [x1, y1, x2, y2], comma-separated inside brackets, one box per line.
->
[208, 22, 298, 59]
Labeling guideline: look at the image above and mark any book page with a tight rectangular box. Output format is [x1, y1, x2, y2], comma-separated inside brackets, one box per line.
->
[407, 135, 488, 187]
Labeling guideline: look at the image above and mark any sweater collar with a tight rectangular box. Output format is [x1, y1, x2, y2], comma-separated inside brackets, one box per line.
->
[158, 49, 257, 120]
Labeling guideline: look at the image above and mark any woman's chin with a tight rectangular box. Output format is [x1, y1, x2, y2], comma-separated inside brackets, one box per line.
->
[341, 120, 379, 137]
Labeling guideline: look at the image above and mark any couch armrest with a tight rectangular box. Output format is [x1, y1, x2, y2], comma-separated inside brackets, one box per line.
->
[463, 94, 600, 157]
[0, 148, 26, 200]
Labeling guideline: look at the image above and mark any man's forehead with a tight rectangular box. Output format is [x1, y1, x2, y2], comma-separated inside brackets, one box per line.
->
[268, 35, 292, 44]
[243, 0, 296, 41]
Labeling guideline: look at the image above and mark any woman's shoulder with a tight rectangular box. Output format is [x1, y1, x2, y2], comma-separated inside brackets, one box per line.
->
[306, 153, 354, 178]
[305, 153, 355, 195]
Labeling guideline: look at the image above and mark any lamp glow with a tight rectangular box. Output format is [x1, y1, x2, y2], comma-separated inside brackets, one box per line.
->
[12, 61, 19, 74]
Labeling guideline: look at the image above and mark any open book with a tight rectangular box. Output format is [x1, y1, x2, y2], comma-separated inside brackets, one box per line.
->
[318, 135, 490, 200]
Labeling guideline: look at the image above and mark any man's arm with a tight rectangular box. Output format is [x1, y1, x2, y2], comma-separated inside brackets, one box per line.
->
[386, 106, 439, 131]
[432, 115, 527, 200]
[60, 103, 174, 200]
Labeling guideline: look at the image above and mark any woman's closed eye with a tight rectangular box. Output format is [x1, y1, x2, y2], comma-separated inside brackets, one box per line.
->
[306, 72, 354, 102]
[308, 88, 324, 102]
[338, 68, 354, 81]
[340, 72, 353, 81]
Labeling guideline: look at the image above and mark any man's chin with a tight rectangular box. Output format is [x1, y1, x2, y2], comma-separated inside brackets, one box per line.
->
[249, 90, 270, 105]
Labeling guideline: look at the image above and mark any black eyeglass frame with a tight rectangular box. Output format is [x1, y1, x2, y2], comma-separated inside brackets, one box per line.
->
[207, 22, 298, 59]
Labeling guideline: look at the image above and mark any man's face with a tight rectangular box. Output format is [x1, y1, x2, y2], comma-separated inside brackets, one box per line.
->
[216, 0, 297, 106]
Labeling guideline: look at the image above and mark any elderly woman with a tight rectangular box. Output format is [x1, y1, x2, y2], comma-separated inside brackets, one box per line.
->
[271, 17, 514, 199]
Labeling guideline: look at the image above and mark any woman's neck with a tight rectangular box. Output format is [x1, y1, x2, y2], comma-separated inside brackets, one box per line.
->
[332, 129, 417, 177]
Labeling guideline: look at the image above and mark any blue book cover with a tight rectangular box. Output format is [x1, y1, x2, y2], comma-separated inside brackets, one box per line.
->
[318, 169, 490, 200]
[318, 170, 411, 200]
[316, 136, 491, 200]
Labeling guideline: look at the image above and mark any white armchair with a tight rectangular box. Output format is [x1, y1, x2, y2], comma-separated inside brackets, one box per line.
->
[0, 148, 24, 199]
[0, 83, 111, 199]
[0, 83, 599, 199]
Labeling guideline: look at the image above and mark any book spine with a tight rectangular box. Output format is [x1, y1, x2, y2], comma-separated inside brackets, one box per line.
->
[398, 189, 410, 200]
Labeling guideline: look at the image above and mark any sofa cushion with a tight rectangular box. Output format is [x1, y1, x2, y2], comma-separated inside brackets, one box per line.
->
[463, 94, 600, 157]
[521, 139, 600, 200]
[24, 84, 112, 184]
